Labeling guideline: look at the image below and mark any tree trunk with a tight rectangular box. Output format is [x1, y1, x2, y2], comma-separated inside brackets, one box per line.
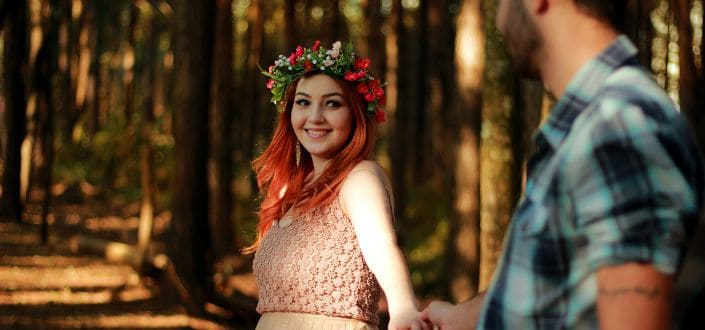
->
[447, 0, 483, 302]
[674, 0, 705, 150]
[31, 0, 60, 245]
[136, 0, 160, 272]
[240, 0, 264, 165]
[209, 0, 234, 256]
[124, 3, 139, 121]
[390, 0, 409, 228]
[479, 0, 521, 290]
[0, 0, 28, 221]
[170, 0, 215, 313]
[284, 0, 297, 50]
[625, 0, 656, 68]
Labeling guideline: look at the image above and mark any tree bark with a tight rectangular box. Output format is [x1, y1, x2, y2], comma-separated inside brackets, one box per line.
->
[170, 0, 215, 313]
[209, 0, 234, 256]
[674, 0, 705, 151]
[390, 0, 408, 230]
[479, 0, 522, 290]
[447, 0, 483, 302]
[136, 0, 160, 272]
[0, 0, 28, 221]
[625, 0, 656, 68]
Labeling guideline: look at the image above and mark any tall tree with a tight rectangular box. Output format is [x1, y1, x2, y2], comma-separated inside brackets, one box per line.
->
[239, 0, 264, 167]
[284, 0, 297, 50]
[209, 0, 234, 256]
[479, 0, 522, 290]
[625, 0, 656, 67]
[170, 0, 215, 311]
[674, 0, 705, 151]
[447, 0, 483, 302]
[136, 0, 161, 271]
[0, 0, 29, 221]
[390, 0, 410, 228]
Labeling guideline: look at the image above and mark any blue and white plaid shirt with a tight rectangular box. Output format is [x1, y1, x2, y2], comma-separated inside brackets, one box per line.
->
[477, 36, 705, 329]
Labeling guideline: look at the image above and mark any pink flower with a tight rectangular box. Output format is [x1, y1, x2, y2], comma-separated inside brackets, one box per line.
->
[268, 65, 275, 74]
[312, 40, 321, 51]
[266, 79, 275, 90]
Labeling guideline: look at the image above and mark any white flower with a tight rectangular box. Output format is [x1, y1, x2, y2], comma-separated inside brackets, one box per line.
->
[327, 49, 340, 58]
[332, 41, 341, 50]
[320, 66, 325, 70]
[323, 59, 335, 66]
[312, 59, 317, 64]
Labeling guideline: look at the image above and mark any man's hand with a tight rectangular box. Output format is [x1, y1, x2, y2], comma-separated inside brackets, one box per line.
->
[419, 293, 485, 330]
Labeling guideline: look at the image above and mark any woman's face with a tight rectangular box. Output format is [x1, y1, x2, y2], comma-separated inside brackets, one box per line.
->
[291, 74, 354, 167]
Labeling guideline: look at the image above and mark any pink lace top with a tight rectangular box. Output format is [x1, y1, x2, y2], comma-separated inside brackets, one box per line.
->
[253, 198, 381, 325]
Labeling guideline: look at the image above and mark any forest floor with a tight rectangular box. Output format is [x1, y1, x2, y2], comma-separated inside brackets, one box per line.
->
[0, 183, 259, 330]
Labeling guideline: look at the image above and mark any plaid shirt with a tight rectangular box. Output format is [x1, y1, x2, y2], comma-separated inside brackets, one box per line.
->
[477, 36, 705, 329]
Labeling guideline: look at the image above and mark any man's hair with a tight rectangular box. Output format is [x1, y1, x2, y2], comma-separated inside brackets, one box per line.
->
[574, 0, 627, 30]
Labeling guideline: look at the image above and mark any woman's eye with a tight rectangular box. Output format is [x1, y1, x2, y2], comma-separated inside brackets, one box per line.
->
[326, 100, 343, 108]
[295, 99, 310, 106]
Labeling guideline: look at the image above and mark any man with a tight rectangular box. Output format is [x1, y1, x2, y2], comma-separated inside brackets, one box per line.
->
[420, 0, 705, 329]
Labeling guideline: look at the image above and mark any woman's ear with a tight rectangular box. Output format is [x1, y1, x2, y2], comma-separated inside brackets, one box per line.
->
[526, 0, 550, 15]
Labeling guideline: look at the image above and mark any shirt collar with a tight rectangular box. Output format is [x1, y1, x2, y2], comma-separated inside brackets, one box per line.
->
[535, 35, 639, 150]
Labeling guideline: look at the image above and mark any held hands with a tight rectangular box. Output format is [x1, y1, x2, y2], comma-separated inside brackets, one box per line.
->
[418, 293, 485, 330]
[388, 310, 433, 330]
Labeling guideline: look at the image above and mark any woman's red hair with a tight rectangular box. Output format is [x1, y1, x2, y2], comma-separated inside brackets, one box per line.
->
[243, 72, 377, 253]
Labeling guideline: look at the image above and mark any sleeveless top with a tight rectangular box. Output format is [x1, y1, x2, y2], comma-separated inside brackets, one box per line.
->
[253, 198, 381, 325]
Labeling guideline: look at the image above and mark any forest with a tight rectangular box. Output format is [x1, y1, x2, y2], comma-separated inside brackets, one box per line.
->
[0, 0, 703, 328]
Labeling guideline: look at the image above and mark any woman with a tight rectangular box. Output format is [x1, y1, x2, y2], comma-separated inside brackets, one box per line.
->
[247, 40, 426, 330]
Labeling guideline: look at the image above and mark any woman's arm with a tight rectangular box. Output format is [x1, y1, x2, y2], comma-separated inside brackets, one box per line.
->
[340, 162, 424, 330]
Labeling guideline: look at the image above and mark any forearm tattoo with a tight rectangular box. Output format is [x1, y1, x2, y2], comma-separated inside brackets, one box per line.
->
[598, 285, 664, 299]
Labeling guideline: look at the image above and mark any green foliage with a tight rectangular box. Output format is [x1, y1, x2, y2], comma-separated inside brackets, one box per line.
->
[54, 112, 174, 206]
[399, 182, 450, 297]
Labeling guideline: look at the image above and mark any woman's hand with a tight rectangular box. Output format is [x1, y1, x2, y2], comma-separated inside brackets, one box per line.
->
[388, 309, 432, 330]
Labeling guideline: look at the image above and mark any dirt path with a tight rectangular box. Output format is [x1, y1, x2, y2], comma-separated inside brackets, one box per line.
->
[0, 210, 257, 329]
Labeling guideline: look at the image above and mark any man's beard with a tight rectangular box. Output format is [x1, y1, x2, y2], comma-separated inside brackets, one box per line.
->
[503, 0, 543, 80]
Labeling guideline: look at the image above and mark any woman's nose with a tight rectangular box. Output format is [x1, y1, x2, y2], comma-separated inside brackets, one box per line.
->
[307, 104, 325, 123]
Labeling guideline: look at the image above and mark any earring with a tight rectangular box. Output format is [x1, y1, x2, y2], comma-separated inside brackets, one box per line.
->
[295, 141, 301, 167]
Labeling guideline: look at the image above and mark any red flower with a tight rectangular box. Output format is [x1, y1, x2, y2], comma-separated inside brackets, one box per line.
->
[344, 71, 365, 81]
[266, 79, 275, 90]
[365, 93, 376, 102]
[374, 109, 386, 123]
[373, 87, 384, 97]
[289, 46, 304, 65]
[378, 94, 387, 105]
[304, 61, 313, 71]
[356, 83, 369, 94]
[312, 40, 321, 51]
[368, 79, 380, 89]
[354, 58, 370, 70]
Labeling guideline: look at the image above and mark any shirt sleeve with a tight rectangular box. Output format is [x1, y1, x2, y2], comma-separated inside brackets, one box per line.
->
[565, 98, 697, 275]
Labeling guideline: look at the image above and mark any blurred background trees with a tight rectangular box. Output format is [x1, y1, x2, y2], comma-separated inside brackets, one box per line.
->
[0, 0, 703, 321]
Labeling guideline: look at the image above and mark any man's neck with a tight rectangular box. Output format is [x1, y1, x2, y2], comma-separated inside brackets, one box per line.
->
[538, 16, 619, 98]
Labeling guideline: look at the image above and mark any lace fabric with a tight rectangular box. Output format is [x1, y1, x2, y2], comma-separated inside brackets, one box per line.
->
[253, 198, 381, 326]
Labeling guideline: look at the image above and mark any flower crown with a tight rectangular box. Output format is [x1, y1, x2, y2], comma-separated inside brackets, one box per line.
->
[262, 40, 386, 123]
